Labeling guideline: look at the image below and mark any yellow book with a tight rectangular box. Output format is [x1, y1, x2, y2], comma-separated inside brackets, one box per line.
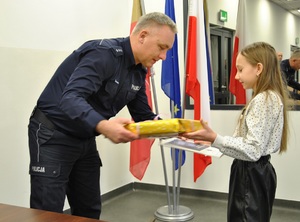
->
[124, 118, 203, 138]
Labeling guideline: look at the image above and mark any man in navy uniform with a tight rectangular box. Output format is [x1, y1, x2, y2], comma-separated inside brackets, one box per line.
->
[280, 50, 300, 100]
[28, 12, 177, 219]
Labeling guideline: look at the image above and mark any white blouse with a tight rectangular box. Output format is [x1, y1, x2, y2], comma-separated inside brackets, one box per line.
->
[212, 90, 284, 161]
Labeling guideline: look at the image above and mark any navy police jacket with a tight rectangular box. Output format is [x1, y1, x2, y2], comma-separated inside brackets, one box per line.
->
[37, 37, 157, 138]
[280, 59, 300, 90]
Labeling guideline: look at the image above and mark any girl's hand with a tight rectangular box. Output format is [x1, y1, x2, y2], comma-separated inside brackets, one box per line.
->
[180, 119, 217, 143]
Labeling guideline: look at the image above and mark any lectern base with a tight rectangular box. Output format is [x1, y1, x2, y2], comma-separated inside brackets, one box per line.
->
[154, 205, 194, 221]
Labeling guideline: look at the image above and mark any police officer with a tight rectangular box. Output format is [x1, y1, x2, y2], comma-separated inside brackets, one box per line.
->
[28, 12, 177, 219]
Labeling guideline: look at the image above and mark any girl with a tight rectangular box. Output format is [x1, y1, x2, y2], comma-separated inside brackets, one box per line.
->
[181, 42, 289, 222]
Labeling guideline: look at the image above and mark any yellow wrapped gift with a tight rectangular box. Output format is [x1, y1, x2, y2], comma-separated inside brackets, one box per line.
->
[124, 118, 203, 138]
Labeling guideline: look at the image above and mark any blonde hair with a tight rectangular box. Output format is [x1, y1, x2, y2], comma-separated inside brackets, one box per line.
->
[132, 12, 177, 34]
[239, 42, 289, 153]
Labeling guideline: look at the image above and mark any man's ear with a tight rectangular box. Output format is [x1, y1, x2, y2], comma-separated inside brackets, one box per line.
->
[138, 30, 148, 44]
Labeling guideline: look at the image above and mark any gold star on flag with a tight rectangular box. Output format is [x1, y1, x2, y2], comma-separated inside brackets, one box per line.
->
[174, 104, 180, 116]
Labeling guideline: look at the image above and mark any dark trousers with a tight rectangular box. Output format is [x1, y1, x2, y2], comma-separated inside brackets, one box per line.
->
[227, 156, 276, 222]
[28, 118, 102, 219]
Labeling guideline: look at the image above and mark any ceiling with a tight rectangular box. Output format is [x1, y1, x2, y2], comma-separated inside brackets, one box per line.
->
[269, 0, 300, 18]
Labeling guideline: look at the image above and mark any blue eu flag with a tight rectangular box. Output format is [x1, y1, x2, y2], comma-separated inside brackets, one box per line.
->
[161, 0, 184, 170]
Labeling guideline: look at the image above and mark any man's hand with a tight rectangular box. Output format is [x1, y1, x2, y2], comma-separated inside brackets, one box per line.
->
[96, 118, 139, 144]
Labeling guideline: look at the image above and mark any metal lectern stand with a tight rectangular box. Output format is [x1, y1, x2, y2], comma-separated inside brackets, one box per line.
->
[154, 143, 194, 222]
[149, 66, 194, 221]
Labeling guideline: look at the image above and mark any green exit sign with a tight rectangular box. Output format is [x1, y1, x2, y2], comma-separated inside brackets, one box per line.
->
[219, 10, 228, 22]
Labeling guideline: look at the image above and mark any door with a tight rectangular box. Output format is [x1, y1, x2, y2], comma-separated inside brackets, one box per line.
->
[210, 27, 233, 104]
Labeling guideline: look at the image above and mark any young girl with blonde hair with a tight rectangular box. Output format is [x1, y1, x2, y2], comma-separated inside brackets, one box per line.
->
[182, 42, 289, 222]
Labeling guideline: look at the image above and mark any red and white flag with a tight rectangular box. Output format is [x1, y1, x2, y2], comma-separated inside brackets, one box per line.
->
[229, 0, 246, 104]
[185, 0, 212, 182]
[129, 0, 155, 180]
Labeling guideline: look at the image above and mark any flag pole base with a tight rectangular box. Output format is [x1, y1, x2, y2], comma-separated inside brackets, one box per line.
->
[154, 205, 194, 221]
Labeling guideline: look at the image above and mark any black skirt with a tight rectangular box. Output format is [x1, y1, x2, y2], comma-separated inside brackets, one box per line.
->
[227, 155, 276, 222]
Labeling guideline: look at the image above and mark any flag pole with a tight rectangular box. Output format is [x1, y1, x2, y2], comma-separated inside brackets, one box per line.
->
[175, 0, 193, 206]
[179, 3, 190, 209]
[181, 0, 189, 120]
[140, 0, 172, 211]
[140, 0, 145, 14]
